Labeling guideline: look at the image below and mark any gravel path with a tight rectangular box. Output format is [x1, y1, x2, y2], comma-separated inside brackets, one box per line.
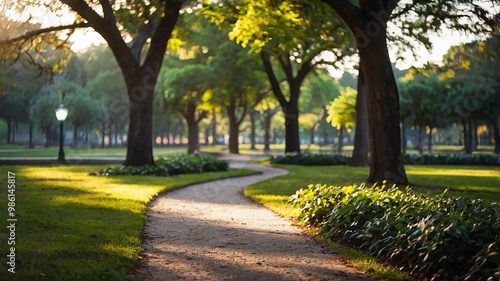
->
[136, 162, 372, 281]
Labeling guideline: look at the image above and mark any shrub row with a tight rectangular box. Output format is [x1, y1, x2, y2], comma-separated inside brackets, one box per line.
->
[403, 154, 500, 166]
[96, 154, 229, 176]
[289, 183, 500, 280]
[270, 154, 349, 165]
[270, 153, 500, 166]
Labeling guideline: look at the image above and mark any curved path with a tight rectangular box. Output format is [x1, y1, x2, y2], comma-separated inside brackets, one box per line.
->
[136, 162, 372, 281]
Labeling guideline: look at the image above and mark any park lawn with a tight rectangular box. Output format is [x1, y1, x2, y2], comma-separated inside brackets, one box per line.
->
[0, 146, 187, 158]
[245, 164, 500, 281]
[0, 165, 257, 280]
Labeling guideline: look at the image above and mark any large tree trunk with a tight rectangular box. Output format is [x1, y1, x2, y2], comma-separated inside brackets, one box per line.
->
[124, 77, 155, 165]
[349, 67, 370, 167]
[324, 0, 408, 185]
[358, 30, 408, 185]
[73, 124, 78, 148]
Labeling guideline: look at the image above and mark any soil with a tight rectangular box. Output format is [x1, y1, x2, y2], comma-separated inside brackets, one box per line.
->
[136, 161, 373, 281]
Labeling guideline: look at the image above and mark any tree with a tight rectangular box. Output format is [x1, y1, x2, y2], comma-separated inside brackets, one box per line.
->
[3, 0, 185, 166]
[327, 86, 356, 154]
[204, 0, 354, 154]
[322, 0, 498, 184]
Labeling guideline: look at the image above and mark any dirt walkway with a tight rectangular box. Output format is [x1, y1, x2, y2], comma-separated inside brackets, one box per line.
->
[136, 162, 372, 281]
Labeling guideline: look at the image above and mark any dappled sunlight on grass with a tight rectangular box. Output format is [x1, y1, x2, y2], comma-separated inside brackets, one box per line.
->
[406, 166, 500, 177]
[0, 165, 255, 280]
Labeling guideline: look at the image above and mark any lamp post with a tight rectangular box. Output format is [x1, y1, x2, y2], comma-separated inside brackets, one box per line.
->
[55, 104, 68, 164]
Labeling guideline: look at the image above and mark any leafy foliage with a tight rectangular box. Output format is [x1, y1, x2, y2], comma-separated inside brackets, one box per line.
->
[403, 154, 500, 166]
[271, 154, 348, 165]
[289, 183, 500, 280]
[327, 86, 357, 129]
[97, 154, 229, 176]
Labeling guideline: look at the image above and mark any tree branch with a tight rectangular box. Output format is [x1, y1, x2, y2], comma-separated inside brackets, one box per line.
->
[98, 0, 117, 25]
[261, 51, 288, 108]
[143, 0, 182, 71]
[0, 22, 90, 45]
[322, 0, 361, 30]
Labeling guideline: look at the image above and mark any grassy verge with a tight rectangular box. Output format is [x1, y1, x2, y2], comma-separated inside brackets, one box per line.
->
[0, 147, 188, 158]
[0, 165, 257, 280]
[245, 163, 500, 280]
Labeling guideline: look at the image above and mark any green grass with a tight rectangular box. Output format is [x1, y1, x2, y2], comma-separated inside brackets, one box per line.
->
[245, 164, 500, 280]
[0, 165, 257, 280]
[0, 146, 188, 158]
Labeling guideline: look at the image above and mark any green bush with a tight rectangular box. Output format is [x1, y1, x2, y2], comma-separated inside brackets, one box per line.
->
[289, 183, 500, 280]
[271, 154, 349, 165]
[403, 154, 500, 166]
[96, 154, 229, 176]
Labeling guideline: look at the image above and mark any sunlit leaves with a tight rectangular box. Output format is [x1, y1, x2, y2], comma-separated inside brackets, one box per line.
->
[327, 86, 356, 129]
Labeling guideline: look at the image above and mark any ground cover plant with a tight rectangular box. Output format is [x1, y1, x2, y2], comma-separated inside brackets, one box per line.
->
[290, 183, 500, 280]
[96, 154, 229, 176]
[270, 153, 500, 166]
[0, 165, 256, 280]
[245, 163, 500, 280]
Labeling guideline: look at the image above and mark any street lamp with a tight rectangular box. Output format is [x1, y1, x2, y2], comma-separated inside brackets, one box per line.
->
[55, 104, 68, 164]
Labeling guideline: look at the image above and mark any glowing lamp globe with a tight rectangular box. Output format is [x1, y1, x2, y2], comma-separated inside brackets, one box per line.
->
[55, 104, 68, 121]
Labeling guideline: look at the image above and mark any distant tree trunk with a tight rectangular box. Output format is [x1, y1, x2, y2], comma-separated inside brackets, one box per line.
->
[45, 128, 50, 147]
[204, 125, 210, 146]
[488, 124, 494, 145]
[186, 118, 199, 154]
[28, 121, 34, 148]
[109, 123, 114, 147]
[416, 126, 424, 155]
[473, 120, 478, 150]
[337, 125, 345, 155]
[12, 120, 17, 143]
[73, 124, 78, 148]
[114, 124, 118, 147]
[494, 122, 500, 154]
[226, 96, 247, 154]
[6, 119, 12, 143]
[179, 103, 205, 155]
[349, 68, 370, 167]
[250, 110, 257, 150]
[310, 128, 315, 145]
[211, 111, 218, 145]
[463, 120, 473, 154]
[428, 127, 433, 154]
[101, 121, 106, 148]
[264, 108, 272, 151]
[401, 121, 407, 154]
[322, 123, 329, 146]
